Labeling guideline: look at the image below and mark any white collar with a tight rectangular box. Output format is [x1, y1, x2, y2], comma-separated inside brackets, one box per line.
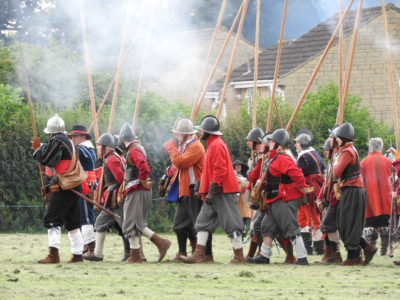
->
[297, 147, 315, 159]
[80, 140, 94, 149]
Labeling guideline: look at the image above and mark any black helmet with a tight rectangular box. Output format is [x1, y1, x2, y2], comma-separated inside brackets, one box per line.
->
[246, 128, 264, 142]
[329, 124, 340, 138]
[119, 123, 138, 142]
[336, 122, 355, 141]
[294, 133, 312, 148]
[269, 128, 289, 147]
[195, 115, 222, 136]
[321, 138, 332, 150]
[259, 131, 273, 146]
[113, 134, 124, 154]
[96, 133, 115, 147]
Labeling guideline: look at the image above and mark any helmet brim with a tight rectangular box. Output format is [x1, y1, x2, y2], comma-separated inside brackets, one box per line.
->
[194, 126, 222, 136]
[171, 129, 197, 135]
[44, 128, 67, 134]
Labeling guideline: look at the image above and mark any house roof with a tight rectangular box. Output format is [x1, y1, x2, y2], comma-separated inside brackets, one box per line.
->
[208, 3, 399, 93]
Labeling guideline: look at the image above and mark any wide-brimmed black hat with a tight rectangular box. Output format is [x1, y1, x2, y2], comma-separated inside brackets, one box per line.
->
[68, 125, 92, 140]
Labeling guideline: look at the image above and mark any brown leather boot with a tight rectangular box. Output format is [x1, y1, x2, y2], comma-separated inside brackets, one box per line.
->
[363, 244, 377, 266]
[393, 260, 400, 266]
[86, 241, 95, 255]
[314, 245, 332, 264]
[173, 252, 187, 262]
[203, 255, 215, 263]
[341, 256, 363, 266]
[38, 247, 60, 264]
[189, 237, 197, 254]
[230, 248, 246, 264]
[150, 234, 171, 262]
[126, 249, 142, 264]
[246, 240, 258, 258]
[284, 255, 296, 264]
[83, 251, 103, 261]
[67, 254, 83, 263]
[327, 251, 343, 263]
[180, 244, 206, 263]
[83, 244, 89, 254]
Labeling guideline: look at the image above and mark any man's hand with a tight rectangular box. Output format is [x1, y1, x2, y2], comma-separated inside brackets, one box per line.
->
[32, 137, 41, 150]
[205, 182, 222, 205]
[140, 179, 151, 190]
[250, 202, 259, 210]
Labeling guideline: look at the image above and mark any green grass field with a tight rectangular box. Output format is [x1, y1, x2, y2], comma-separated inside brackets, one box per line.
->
[1, 232, 400, 299]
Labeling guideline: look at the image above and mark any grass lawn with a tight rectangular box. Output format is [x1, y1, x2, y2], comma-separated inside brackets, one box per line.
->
[1, 232, 400, 299]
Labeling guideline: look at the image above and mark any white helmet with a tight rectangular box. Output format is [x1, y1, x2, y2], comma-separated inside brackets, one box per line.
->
[44, 114, 66, 134]
[171, 118, 197, 135]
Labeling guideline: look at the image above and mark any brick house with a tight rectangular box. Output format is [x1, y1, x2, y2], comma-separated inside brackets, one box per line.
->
[207, 3, 400, 126]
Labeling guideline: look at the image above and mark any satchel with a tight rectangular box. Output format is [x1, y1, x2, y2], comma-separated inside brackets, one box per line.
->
[57, 142, 87, 190]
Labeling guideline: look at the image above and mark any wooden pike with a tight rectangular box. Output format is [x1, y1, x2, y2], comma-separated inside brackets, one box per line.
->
[191, 1, 245, 121]
[191, 0, 227, 121]
[266, 0, 288, 132]
[71, 189, 121, 219]
[87, 21, 144, 134]
[285, 0, 355, 131]
[336, 0, 364, 125]
[78, 0, 99, 147]
[338, 0, 344, 121]
[216, 0, 250, 119]
[252, 0, 260, 129]
[108, 1, 132, 133]
[18, 45, 46, 195]
[132, 1, 156, 130]
[381, 0, 400, 150]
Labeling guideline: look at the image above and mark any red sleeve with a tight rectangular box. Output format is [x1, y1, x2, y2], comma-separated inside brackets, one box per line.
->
[129, 148, 150, 180]
[248, 159, 262, 184]
[210, 144, 228, 185]
[333, 150, 355, 179]
[281, 155, 307, 187]
[105, 155, 124, 184]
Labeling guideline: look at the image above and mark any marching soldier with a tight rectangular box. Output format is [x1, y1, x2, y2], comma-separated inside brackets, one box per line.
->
[315, 127, 343, 264]
[233, 160, 252, 236]
[33, 114, 85, 263]
[247, 129, 310, 265]
[84, 133, 125, 262]
[294, 133, 325, 255]
[68, 125, 97, 256]
[333, 123, 376, 266]
[360, 138, 392, 256]
[163, 118, 214, 261]
[119, 123, 171, 263]
[181, 115, 245, 264]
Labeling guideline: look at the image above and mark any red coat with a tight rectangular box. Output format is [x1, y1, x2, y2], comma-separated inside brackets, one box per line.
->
[360, 152, 392, 218]
[200, 135, 239, 194]
[267, 150, 307, 204]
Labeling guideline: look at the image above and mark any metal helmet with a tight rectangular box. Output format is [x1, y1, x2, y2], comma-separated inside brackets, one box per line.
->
[113, 134, 124, 153]
[294, 133, 312, 148]
[171, 118, 197, 135]
[194, 115, 222, 136]
[336, 122, 355, 141]
[329, 124, 340, 138]
[321, 138, 332, 150]
[246, 128, 264, 142]
[119, 123, 137, 142]
[269, 128, 289, 147]
[44, 113, 66, 134]
[96, 133, 115, 147]
[259, 131, 273, 146]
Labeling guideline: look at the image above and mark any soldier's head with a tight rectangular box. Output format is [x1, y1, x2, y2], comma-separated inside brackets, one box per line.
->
[68, 125, 91, 146]
[269, 129, 289, 151]
[232, 160, 243, 174]
[368, 138, 383, 153]
[246, 128, 264, 152]
[171, 118, 197, 144]
[335, 123, 355, 147]
[119, 123, 138, 149]
[96, 133, 115, 157]
[44, 114, 66, 138]
[322, 138, 332, 159]
[294, 132, 312, 153]
[329, 124, 340, 148]
[194, 115, 222, 140]
[259, 131, 273, 154]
